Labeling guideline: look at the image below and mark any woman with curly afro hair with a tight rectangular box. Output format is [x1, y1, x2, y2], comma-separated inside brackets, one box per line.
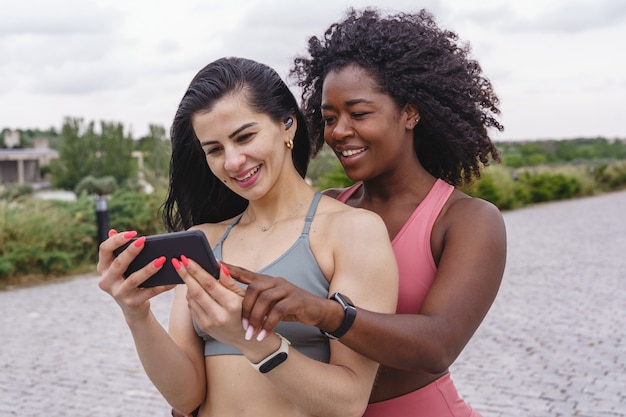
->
[227, 7, 507, 417]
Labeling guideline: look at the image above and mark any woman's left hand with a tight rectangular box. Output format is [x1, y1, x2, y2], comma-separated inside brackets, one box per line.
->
[98, 229, 176, 323]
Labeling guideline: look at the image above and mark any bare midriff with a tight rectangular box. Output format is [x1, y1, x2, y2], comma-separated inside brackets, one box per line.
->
[199, 356, 311, 417]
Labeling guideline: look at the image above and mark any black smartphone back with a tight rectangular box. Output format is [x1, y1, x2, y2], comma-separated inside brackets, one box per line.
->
[113, 229, 220, 288]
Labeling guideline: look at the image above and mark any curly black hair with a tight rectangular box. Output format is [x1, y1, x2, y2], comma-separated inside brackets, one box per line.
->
[290, 8, 503, 186]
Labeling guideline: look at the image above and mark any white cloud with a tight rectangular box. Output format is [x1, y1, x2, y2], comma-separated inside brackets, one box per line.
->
[0, 0, 625, 140]
[510, 0, 626, 33]
[0, 0, 119, 36]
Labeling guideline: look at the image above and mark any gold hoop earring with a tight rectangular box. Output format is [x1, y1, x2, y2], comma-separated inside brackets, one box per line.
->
[285, 139, 294, 150]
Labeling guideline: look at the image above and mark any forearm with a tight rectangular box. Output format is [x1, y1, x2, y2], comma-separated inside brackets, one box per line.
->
[241, 335, 374, 417]
[328, 310, 455, 373]
[126, 312, 205, 410]
[267, 355, 372, 417]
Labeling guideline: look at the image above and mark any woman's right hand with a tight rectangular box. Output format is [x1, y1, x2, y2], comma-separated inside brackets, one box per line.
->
[97, 229, 176, 323]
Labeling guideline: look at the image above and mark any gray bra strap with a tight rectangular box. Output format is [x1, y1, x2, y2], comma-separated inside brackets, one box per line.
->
[302, 192, 322, 236]
[215, 213, 243, 248]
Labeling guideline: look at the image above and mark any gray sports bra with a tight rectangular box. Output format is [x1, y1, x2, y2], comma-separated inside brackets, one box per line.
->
[193, 192, 330, 362]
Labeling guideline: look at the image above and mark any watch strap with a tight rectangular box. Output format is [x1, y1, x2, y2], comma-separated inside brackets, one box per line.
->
[249, 333, 291, 373]
[321, 292, 357, 340]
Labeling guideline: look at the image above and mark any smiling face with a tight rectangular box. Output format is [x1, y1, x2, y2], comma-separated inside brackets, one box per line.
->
[192, 93, 294, 201]
[321, 65, 418, 182]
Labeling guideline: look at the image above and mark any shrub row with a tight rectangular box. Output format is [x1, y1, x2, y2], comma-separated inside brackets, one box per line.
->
[2, 160, 626, 285]
[0, 188, 166, 284]
[463, 161, 626, 209]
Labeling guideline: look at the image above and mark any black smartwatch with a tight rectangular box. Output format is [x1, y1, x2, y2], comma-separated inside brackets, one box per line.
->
[321, 292, 357, 339]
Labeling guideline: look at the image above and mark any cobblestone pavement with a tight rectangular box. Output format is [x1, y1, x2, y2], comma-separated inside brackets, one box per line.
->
[1, 190, 625, 417]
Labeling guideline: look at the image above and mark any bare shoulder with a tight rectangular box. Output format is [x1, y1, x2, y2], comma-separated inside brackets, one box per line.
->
[444, 190, 505, 229]
[189, 216, 238, 247]
[436, 190, 507, 257]
[316, 195, 388, 237]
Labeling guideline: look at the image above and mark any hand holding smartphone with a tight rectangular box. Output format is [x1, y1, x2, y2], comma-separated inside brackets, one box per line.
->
[113, 230, 220, 288]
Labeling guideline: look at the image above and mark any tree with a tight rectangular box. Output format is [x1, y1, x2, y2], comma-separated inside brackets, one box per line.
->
[50, 117, 136, 191]
[50, 118, 98, 190]
[136, 124, 171, 180]
[97, 121, 135, 184]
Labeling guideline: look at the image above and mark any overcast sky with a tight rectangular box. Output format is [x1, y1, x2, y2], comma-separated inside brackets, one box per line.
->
[1, 0, 625, 141]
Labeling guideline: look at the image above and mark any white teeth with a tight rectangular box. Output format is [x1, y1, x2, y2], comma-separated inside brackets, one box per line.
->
[238, 166, 260, 181]
[341, 148, 366, 157]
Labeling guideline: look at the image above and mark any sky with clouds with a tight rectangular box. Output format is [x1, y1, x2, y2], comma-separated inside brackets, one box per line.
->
[1, 0, 625, 141]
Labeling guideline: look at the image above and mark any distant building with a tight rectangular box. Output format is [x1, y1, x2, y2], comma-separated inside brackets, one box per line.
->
[4, 130, 20, 148]
[0, 130, 59, 185]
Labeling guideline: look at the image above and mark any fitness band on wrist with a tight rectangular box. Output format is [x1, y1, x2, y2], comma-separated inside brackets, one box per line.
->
[249, 333, 291, 374]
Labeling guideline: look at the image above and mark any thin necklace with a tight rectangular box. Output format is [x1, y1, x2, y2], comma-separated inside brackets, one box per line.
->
[244, 200, 306, 232]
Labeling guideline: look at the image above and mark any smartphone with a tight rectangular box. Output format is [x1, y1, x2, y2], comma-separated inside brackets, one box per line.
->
[113, 229, 220, 288]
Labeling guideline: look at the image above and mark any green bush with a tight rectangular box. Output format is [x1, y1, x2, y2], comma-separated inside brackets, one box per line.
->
[0, 186, 168, 283]
[552, 165, 596, 197]
[0, 257, 13, 276]
[1, 243, 74, 275]
[496, 138, 626, 167]
[107, 188, 167, 235]
[0, 183, 34, 200]
[517, 171, 582, 203]
[595, 161, 626, 190]
[0, 194, 97, 279]
[464, 163, 601, 210]
[74, 175, 118, 196]
[464, 166, 519, 210]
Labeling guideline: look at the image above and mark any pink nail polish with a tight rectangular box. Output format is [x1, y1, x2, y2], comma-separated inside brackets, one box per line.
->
[245, 326, 254, 341]
[172, 258, 181, 270]
[256, 329, 267, 342]
[133, 236, 146, 247]
[123, 231, 137, 239]
[153, 256, 166, 268]
[108, 229, 118, 237]
[221, 263, 230, 276]
[180, 255, 189, 267]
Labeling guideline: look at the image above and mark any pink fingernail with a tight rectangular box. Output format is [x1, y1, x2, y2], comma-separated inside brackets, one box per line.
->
[256, 329, 267, 342]
[153, 256, 166, 268]
[133, 236, 146, 247]
[172, 258, 181, 270]
[180, 255, 189, 267]
[245, 326, 254, 341]
[123, 231, 137, 239]
[108, 229, 118, 237]
[221, 263, 230, 276]
[242, 318, 249, 331]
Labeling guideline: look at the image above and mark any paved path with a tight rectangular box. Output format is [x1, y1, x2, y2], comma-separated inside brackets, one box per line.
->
[450, 190, 626, 417]
[1, 190, 625, 416]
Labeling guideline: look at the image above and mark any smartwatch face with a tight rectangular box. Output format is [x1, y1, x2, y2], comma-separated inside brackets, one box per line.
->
[341, 294, 354, 307]
[334, 292, 354, 308]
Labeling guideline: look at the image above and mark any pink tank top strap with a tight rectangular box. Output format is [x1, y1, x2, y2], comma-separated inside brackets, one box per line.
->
[412, 178, 454, 236]
[335, 183, 362, 203]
